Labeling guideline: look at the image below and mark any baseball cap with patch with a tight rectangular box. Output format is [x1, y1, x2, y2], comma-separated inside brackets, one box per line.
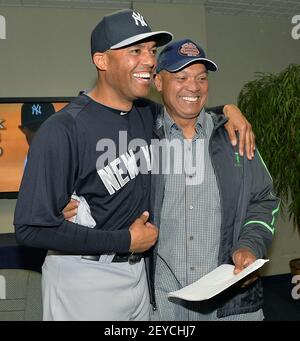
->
[156, 39, 218, 73]
[91, 9, 173, 54]
[20, 102, 55, 132]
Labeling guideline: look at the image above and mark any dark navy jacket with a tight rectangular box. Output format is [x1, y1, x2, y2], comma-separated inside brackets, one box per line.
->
[150, 111, 280, 317]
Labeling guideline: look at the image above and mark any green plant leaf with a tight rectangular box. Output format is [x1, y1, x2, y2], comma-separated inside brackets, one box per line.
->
[238, 64, 300, 233]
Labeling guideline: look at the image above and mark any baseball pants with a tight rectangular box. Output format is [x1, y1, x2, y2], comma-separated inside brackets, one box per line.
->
[42, 255, 150, 321]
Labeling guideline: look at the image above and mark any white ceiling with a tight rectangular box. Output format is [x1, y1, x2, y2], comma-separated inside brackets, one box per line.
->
[0, 0, 300, 17]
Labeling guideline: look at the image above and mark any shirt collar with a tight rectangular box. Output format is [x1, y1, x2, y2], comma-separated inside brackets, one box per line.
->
[163, 108, 207, 139]
[163, 109, 179, 137]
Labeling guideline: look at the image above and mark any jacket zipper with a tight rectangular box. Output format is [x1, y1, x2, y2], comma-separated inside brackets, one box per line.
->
[208, 120, 226, 266]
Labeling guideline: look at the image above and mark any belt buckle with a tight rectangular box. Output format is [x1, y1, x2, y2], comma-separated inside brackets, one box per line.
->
[128, 253, 140, 265]
[81, 255, 100, 261]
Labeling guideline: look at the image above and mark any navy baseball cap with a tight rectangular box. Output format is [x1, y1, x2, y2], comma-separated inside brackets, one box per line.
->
[91, 9, 173, 54]
[156, 39, 218, 73]
[20, 102, 55, 131]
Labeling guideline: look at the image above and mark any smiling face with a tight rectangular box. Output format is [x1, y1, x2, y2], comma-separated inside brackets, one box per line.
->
[93, 40, 157, 110]
[154, 63, 209, 124]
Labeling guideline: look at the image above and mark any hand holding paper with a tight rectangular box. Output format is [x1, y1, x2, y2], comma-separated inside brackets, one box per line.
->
[168, 259, 269, 302]
[232, 248, 259, 287]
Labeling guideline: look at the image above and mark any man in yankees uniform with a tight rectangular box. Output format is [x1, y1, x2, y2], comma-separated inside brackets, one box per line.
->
[14, 9, 254, 321]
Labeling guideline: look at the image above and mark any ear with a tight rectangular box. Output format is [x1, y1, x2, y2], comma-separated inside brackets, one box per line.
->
[153, 73, 163, 92]
[92, 52, 107, 71]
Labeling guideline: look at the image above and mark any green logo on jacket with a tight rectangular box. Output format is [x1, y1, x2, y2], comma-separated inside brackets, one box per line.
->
[234, 152, 242, 167]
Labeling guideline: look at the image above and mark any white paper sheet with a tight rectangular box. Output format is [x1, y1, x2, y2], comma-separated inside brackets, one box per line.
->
[168, 259, 269, 301]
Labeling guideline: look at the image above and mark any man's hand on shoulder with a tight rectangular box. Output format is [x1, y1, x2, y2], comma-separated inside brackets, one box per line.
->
[223, 104, 255, 160]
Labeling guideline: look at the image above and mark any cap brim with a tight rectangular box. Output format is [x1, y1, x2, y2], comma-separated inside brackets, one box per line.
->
[167, 58, 218, 72]
[110, 31, 173, 49]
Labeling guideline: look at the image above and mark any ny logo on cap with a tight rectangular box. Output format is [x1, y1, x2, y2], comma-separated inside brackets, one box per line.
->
[32, 104, 42, 116]
[132, 12, 147, 27]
